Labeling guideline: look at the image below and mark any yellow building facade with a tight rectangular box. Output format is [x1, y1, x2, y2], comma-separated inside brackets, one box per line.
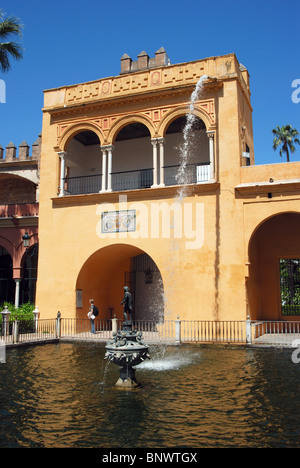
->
[36, 49, 300, 323]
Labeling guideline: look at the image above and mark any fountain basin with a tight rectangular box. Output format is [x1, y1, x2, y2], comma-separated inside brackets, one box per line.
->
[105, 323, 150, 388]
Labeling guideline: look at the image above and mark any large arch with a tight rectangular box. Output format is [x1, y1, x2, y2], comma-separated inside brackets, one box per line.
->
[0, 173, 37, 203]
[247, 212, 300, 321]
[75, 243, 164, 322]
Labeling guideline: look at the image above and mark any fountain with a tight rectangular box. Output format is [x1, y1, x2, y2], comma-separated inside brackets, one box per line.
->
[105, 76, 210, 388]
[104, 286, 150, 388]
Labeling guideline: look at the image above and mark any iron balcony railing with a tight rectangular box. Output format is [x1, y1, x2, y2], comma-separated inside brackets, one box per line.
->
[111, 167, 153, 191]
[63, 173, 102, 195]
[164, 162, 211, 186]
[62, 162, 211, 195]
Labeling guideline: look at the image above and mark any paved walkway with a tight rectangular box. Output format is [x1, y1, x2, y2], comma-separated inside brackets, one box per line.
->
[3, 331, 300, 348]
[253, 333, 300, 347]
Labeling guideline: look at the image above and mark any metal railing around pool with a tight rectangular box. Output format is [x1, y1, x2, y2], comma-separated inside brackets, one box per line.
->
[181, 320, 247, 343]
[251, 320, 300, 346]
[2, 317, 300, 347]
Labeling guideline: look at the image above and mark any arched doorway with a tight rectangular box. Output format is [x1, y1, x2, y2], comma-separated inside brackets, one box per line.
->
[0, 246, 14, 304]
[247, 212, 300, 321]
[76, 244, 164, 322]
[20, 244, 38, 304]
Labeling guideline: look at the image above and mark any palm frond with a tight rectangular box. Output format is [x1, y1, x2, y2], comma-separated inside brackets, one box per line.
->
[0, 10, 23, 72]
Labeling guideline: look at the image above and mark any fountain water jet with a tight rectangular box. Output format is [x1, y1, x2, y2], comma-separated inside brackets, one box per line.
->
[176, 74, 208, 198]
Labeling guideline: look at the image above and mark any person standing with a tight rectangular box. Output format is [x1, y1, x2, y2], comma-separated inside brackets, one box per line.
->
[87, 299, 98, 334]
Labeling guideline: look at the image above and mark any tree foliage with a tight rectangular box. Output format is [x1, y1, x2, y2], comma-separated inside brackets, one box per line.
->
[272, 125, 300, 162]
[0, 9, 23, 73]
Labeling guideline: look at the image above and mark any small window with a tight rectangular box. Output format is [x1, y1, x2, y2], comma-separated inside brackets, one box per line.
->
[279, 259, 300, 316]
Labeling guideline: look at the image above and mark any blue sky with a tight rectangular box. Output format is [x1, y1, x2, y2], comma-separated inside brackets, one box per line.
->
[0, 0, 299, 165]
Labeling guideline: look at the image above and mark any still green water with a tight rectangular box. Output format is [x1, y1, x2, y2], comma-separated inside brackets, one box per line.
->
[0, 342, 300, 448]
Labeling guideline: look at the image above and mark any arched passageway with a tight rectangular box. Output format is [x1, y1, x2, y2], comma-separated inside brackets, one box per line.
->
[76, 244, 164, 322]
[20, 244, 38, 304]
[0, 246, 14, 304]
[247, 212, 300, 321]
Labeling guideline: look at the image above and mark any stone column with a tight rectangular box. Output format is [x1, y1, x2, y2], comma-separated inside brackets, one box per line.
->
[14, 279, 21, 309]
[100, 146, 107, 192]
[151, 139, 158, 188]
[158, 137, 165, 187]
[207, 132, 215, 180]
[58, 151, 67, 196]
[107, 145, 114, 192]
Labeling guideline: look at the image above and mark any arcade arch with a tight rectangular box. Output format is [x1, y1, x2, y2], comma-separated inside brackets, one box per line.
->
[247, 212, 300, 321]
[163, 115, 210, 185]
[0, 173, 37, 203]
[111, 122, 152, 190]
[61, 130, 102, 195]
[0, 246, 14, 304]
[75, 244, 164, 323]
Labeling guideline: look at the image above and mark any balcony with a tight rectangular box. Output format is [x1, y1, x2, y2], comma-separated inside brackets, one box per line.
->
[62, 163, 211, 195]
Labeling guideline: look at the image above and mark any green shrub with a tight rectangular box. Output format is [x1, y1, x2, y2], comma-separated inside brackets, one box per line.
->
[1, 302, 35, 321]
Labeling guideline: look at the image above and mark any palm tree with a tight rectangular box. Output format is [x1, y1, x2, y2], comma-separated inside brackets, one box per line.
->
[0, 10, 23, 73]
[272, 125, 300, 162]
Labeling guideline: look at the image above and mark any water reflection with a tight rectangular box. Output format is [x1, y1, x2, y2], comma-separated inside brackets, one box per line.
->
[0, 342, 300, 448]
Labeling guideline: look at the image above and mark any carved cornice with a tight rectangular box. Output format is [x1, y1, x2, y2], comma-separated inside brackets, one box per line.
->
[43, 56, 228, 116]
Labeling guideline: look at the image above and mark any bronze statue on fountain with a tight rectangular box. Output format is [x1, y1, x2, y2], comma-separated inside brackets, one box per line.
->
[105, 286, 150, 388]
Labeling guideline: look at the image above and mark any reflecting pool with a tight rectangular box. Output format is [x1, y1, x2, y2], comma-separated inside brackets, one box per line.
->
[1, 342, 300, 448]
